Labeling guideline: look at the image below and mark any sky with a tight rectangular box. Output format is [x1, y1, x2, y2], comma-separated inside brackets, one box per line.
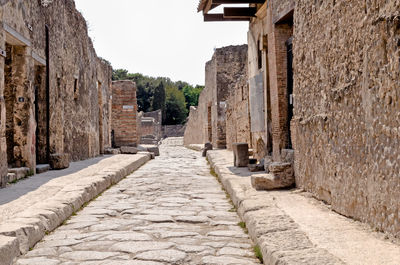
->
[74, 0, 248, 86]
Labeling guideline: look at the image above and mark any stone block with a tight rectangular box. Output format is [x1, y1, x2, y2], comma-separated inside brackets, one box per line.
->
[264, 156, 273, 173]
[248, 163, 264, 172]
[251, 162, 294, 190]
[232, 143, 249, 167]
[104, 148, 121, 155]
[0, 235, 20, 265]
[49, 154, 70, 170]
[36, 164, 50, 174]
[7, 173, 16, 183]
[147, 146, 160, 156]
[120, 146, 138, 154]
[8, 167, 30, 180]
[202, 142, 213, 157]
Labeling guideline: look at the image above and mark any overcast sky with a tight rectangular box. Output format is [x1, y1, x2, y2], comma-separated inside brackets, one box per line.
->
[74, 0, 248, 86]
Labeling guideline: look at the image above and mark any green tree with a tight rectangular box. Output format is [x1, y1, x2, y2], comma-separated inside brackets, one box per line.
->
[165, 86, 187, 125]
[152, 81, 166, 119]
[182, 85, 203, 110]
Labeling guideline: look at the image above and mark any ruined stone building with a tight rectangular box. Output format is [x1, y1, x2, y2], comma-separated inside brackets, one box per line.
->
[195, 0, 400, 238]
[184, 45, 250, 150]
[0, 0, 113, 187]
[137, 109, 162, 145]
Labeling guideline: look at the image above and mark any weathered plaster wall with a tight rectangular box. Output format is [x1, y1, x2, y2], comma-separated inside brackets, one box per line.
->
[293, 0, 400, 237]
[0, 0, 112, 180]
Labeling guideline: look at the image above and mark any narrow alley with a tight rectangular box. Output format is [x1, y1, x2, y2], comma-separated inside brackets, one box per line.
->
[14, 138, 260, 265]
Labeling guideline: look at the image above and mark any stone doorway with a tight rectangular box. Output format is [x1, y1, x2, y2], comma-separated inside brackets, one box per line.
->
[34, 65, 48, 164]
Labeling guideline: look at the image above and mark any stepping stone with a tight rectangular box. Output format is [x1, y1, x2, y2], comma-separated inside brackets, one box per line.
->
[36, 164, 50, 174]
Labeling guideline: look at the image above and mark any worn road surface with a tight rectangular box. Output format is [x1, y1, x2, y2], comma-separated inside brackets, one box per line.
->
[14, 138, 260, 265]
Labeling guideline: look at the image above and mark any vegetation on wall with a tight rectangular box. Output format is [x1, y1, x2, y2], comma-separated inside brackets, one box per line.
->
[112, 69, 203, 125]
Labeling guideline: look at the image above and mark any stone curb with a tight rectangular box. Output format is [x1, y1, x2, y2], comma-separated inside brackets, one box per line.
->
[0, 153, 151, 265]
[185, 144, 203, 152]
[206, 150, 345, 265]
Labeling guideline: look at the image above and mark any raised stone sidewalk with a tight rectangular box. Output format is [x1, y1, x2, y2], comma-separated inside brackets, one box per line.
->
[206, 149, 400, 265]
[0, 153, 151, 265]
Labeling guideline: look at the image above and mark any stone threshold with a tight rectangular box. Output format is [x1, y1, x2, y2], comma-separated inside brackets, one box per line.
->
[206, 149, 400, 265]
[0, 153, 152, 265]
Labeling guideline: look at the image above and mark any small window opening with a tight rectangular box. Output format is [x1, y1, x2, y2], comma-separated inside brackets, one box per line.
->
[258, 40, 262, 70]
[74, 78, 78, 100]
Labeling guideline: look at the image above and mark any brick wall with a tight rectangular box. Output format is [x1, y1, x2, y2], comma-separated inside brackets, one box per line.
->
[112, 81, 137, 147]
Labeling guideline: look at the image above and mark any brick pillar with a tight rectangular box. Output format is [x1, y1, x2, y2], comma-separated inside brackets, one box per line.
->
[268, 23, 293, 160]
[111, 80, 137, 147]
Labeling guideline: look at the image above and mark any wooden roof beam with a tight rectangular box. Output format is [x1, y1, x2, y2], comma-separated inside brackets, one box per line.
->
[213, 0, 265, 4]
[204, 14, 250, 21]
[223, 7, 257, 18]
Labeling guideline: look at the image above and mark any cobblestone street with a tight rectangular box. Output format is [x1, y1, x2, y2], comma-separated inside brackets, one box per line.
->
[14, 138, 260, 265]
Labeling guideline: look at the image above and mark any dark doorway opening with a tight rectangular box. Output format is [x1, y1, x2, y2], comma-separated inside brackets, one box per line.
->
[207, 104, 212, 142]
[98, 81, 104, 154]
[34, 65, 48, 164]
[4, 43, 15, 167]
[286, 37, 293, 149]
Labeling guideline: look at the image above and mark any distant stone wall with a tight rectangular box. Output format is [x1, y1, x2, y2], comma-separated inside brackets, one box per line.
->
[112, 81, 137, 147]
[163, 125, 186, 138]
[293, 0, 400, 237]
[184, 45, 248, 149]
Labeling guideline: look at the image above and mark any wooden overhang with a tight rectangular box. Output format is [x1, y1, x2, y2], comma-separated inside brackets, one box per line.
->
[198, 0, 265, 22]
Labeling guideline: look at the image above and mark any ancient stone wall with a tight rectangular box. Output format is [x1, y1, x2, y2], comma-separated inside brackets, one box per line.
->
[184, 45, 248, 149]
[0, 0, 112, 180]
[293, 0, 400, 237]
[162, 125, 186, 138]
[226, 74, 251, 151]
[112, 81, 137, 147]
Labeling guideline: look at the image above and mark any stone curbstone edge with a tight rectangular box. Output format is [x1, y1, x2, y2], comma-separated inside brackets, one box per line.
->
[206, 150, 344, 265]
[0, 154, 151, 265]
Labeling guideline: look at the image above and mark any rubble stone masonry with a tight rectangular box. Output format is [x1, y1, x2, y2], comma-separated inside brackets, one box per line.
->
[184, 45, 248, 149]
[293, 0, 400, 237]
[0, 0, 112, 183]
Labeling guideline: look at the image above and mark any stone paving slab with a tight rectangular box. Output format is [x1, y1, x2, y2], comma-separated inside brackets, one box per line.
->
[0, 153, 151, 264]
[13, 138, 260, 265]
[206, 149, 400, 265]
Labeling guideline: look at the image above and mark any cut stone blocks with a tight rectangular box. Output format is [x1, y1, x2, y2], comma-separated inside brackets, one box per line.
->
[248, 163, 264, 172]
[104, 148, 121, 155]
[264, 156, 273, 173]
[147, 146, 160, 156]
[251, 162, 294, 190]
[232, 143, 249, 167]
[202, 142, 213, 157]
[49, 153, 70, 170]
[8, 167, 30, 180]
[139, 145, 160, 156]
[0, 235, 19, 265]
[36, 164, 50, 174]
[120, 146, 138, 154]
